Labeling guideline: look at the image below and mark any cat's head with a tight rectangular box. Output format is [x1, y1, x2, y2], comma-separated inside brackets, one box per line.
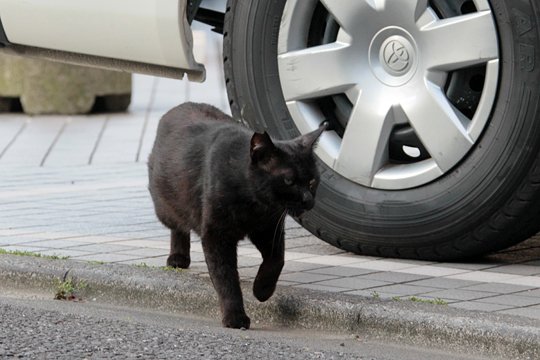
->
[249, 124, 327, 216]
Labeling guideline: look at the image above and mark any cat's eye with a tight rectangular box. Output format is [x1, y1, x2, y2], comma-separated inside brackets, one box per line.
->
[284, 177, 294, 186]
[309, 179, 317, 191]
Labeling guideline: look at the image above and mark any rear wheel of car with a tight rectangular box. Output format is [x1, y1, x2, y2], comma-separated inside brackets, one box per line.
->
[223, 0, 540, 260]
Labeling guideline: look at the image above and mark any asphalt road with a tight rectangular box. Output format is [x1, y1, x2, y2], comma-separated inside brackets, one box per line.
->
[0, 291, 488, 360]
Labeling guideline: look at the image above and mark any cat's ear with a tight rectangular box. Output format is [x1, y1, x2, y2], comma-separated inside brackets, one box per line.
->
[250, 131, 276, 164]
[299, 122, 328, 149]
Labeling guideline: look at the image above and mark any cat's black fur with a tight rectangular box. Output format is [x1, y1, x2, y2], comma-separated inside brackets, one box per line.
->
[148, 102, 325, 329]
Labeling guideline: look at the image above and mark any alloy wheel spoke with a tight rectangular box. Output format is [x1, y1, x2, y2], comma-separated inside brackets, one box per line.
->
[401, 81, 474, 172]
[278, 43, 354, 102]
[335, 91, 394, 186]
[421, 11, 498, 71]
[321, 0, 381, 32]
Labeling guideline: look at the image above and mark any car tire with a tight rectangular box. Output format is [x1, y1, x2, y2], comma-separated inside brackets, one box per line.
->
[223, 0, 540, 260]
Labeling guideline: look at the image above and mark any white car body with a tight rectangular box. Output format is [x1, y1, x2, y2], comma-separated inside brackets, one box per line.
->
[0, 0, 205, 81]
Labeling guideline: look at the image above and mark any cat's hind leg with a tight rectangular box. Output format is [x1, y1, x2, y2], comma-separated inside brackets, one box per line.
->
[151, 198, 191, 269]
[167, 228, 191, 269]
[249, 217, 285, 302]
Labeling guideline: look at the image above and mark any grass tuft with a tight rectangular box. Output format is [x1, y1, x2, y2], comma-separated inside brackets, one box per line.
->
[0, 248, 68, 260]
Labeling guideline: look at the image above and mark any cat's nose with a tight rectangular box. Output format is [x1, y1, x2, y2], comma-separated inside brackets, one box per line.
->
[301, 192, 314, 210]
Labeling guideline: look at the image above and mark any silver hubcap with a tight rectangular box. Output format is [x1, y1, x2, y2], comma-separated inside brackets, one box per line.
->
[278, 0, 499, 190]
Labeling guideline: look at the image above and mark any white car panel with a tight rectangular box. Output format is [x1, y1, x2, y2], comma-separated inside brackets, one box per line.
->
[0, 0, 204, 80]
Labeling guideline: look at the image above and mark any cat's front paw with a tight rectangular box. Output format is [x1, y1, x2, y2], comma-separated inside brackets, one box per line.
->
[166, 254, 190, 269]
[222, 312, 251, 329]
[253, 281, 276, 303]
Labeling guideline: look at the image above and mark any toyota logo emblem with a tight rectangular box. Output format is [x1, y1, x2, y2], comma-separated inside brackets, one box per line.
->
[383, 40, 410, 72]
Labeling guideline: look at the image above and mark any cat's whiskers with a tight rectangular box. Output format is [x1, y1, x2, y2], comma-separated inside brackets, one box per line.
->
[271, 209, 287, 258]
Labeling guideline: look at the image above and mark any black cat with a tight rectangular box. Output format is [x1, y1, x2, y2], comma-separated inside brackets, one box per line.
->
[148, 102, 326, 329]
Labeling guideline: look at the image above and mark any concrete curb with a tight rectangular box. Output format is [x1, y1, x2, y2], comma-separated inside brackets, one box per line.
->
[1, 254, 538, 359]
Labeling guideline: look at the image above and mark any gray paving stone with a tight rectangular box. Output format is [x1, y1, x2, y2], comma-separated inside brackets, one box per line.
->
[356, 271, 429, 283]
[307, 266, 376, 277]
[366, 284, 440, 296]
[72, 253, 144, 263]
[460, 282, 535, 294]
[312, 277, 389, 290]
[295, 283, 348, 293]
[69, 243, 140, 253]
[282, 261, 328, 273]
[238, 266, 259, 278]
[449, 301, 512, 312]
[407, 277, 479, 289]
[435, 262, 498, 271]
[21, 239, 91, 249]
[421, 289, 494, 301]
[485, 264, 540, 276]
[237, 256, 263, 268]
[480, 294, 540, 307]
[287, 243, 344, 256]
[517, 288, 540, 297]
[115, 247, 169, 257]
[279, 272, 338, 284]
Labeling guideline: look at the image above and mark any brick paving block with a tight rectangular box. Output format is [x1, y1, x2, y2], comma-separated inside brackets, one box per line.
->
[356, 271, 429, 283]
[313, 277, 389, 290]
[238, 266, 259, 279]
[497, 276, 540, 288]
[308, 266, 376, 277]
[480, 294, 540, 307]
[44, 116, 107, 167]
[279, 272, 338, 284]
[460, 282, 535, 294]
[434, 262, 498, 271]
[21, 239, 92, 249]
[0, 117, 26, 157]
[517, 288, 540, 297]
[397, 265, 469, 277]
[115, 247, 168, 257]
[237, 256, 262, 268]
[70, 243, 140, 253]
[284, 251, 317, 261]
[289, 243, 345, 256]
[295, 283, 348, 293]
[0, 117, 66, 166]
[297, 254, 367, 267]
[348, 260, 419, 272]
[367, 284, 440, 296]
[72, 253, 143, 263]
[449, 301, 512, 312]
[0, 235, 44, 246]
[485, 264, 540, 276]
[282, 261, 328, 273]
[422, 289, 494, 301]
[446, 271, 521, 283]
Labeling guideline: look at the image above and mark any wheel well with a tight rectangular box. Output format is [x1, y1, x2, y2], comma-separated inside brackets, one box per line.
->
[188, 0, 225, 34]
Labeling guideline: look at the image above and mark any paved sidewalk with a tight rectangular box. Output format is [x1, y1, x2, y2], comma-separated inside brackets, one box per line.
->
[0, 30, 539, 323]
